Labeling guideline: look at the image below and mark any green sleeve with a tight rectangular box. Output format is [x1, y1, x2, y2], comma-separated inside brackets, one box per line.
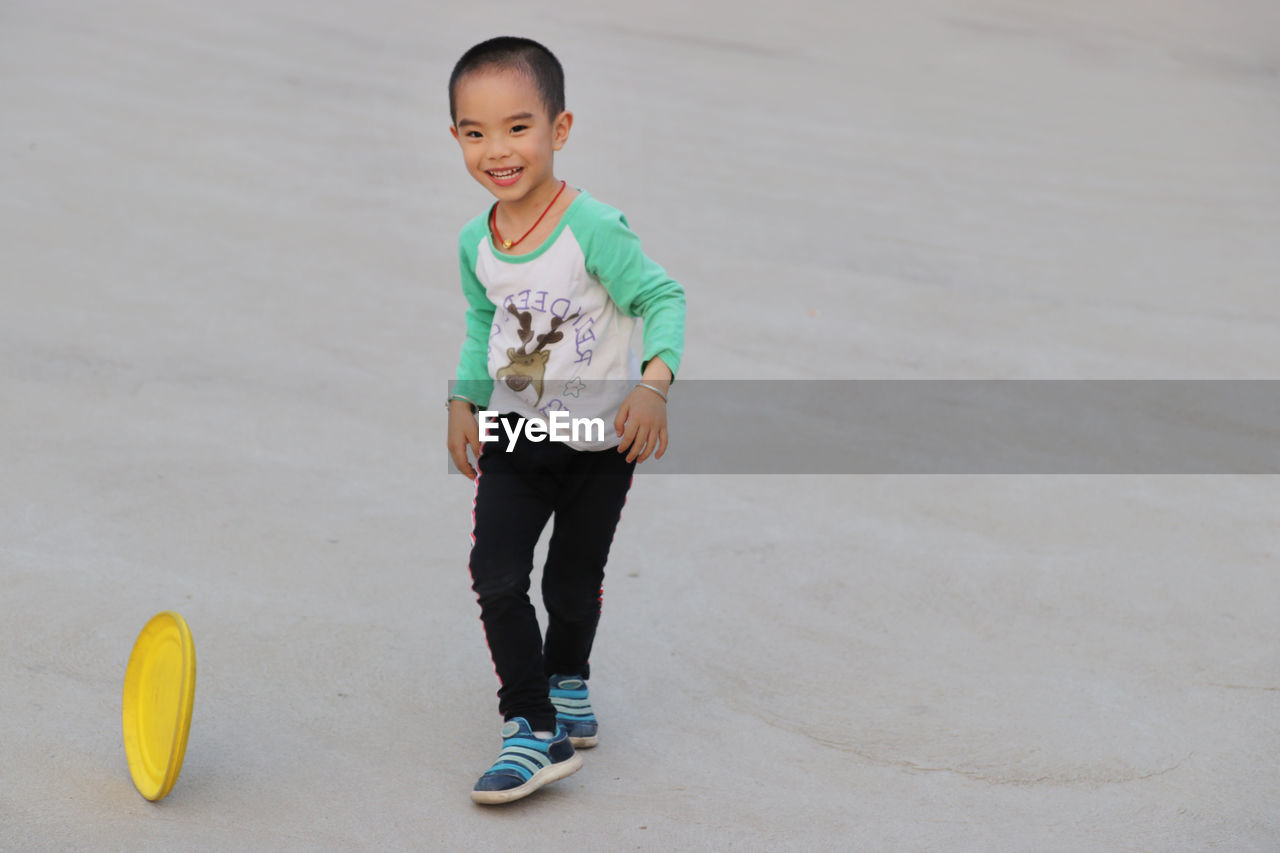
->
[581, 208, 686, 378]
[453, 229, 495, 408]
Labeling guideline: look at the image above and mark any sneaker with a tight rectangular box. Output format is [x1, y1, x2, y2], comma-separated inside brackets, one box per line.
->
[549, 674, 598, 749]
[470, 717, 583, 805]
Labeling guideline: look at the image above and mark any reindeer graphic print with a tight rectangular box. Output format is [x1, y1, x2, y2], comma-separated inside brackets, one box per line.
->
[495, 303, 580, 405]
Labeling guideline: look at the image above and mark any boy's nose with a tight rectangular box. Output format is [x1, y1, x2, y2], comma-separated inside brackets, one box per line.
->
[485, 141, 513, 160]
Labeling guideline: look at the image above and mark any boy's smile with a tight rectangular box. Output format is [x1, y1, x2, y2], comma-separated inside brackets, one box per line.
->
[451, 69, 573, 223]
[486, 165, 524, 187]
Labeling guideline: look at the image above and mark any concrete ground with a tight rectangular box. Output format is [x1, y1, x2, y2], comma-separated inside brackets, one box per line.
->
[3, 0, 1278, 850]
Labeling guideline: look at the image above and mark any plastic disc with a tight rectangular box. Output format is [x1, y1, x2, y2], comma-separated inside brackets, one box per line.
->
[122, 611, 196, 801]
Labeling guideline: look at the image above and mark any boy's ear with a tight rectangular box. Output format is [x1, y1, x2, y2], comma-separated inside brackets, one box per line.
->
[552, 111, 573, 151]
[450, 124, 459, 142]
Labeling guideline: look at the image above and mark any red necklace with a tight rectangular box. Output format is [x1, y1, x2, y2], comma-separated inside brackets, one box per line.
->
[490, 180, 567, 250]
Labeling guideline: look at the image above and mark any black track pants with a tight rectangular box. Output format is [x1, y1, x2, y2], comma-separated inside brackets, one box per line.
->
[467, 414, 636, 732]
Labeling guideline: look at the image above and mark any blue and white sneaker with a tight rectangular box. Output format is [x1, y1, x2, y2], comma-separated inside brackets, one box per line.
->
[470, 717, 583, 805]
[549, 674, 598, 749]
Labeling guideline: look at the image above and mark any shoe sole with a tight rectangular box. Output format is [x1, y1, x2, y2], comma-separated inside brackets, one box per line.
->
[470, 753, 584, 805]
[569, 735, 598, 749]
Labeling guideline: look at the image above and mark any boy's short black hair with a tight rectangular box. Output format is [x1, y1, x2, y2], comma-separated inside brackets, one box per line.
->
[449, 37, 565, 124]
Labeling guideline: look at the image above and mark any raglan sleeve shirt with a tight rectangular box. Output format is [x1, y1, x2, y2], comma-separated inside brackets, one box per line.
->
[452, 191, 684, 424]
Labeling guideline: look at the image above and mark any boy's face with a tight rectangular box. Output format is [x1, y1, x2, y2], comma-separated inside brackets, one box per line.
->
[450, 69, 572, 206]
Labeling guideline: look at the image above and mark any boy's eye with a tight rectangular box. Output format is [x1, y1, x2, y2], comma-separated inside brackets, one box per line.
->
[510, 124, 528, 133]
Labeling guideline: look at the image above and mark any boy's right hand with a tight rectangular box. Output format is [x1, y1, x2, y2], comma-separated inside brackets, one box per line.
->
[447, 400, 483, 480]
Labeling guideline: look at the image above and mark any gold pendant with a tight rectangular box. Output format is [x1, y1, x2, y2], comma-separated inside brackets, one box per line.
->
[503, 240, 512, 249]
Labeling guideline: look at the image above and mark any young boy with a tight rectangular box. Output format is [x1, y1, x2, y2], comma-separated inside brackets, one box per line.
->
[444, 37, 686, 805]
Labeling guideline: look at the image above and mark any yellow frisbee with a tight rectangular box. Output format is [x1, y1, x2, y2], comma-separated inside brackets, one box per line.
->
[122, 611, 196, 801]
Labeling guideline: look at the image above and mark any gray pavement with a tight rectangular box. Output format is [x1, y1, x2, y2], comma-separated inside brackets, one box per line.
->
[3, 1, 1278, 850]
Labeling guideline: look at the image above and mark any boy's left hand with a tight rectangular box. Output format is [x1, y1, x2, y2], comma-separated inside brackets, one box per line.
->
[614, 386, 667, 463]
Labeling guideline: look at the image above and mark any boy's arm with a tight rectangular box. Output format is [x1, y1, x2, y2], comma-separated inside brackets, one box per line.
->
[448, 236, 494, 479]
[452, 237, 496, 410]
[583, 210, 686, 381]
[583, 208, 686, 462]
